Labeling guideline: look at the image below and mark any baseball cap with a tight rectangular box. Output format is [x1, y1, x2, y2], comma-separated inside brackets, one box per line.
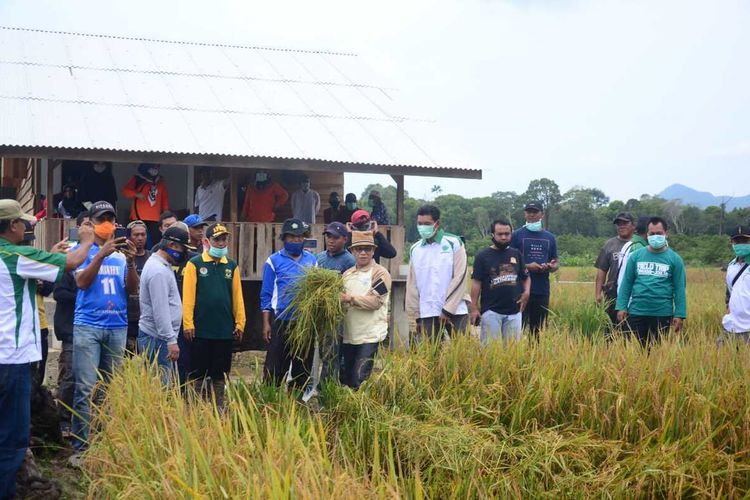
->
[89, 200, 116, 220]
[279, 218, 310, 239]
[613, 212, 635, 224]
[323, 222, 348, 238]
[183, 214, 208, 228]
[524, 201, 544, 212]
[0, 199, 36, 222]
[730, 225, 750, 241]
[350, 209, 370, 224]
[206, 222, 231, 239]
[161, 225, 196, 251]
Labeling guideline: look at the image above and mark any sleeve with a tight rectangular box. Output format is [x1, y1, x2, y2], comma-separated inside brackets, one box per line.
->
[673, 256, 687, 318]
[594, 244, 610, 271]
[374, 232, 397, 259]
[615, 252, 637, 311]
[442, 242, 470, 315]
[510, 230, 519, 250]
[231, 266, 246, 330]
[260, 258, 276, 312]
[471, 251, 484, 281]
[314, 192, 321, 214]
[15, 247, 66, 283]
[160, 179, 170, 212]
[121, 176, 138, 199]
[291, 191, 298, 213]
[519, 251, 529, 279]
[405, 256, 420, 317]
[349, 266, 392, 311]
[146, 274, 178, 343]
[193, 187, 201, 210]
[53, 272, 78, 303]
[549, 234, 558, 260]
[274, 184, 290, 209]
[181, 261, 198, 330]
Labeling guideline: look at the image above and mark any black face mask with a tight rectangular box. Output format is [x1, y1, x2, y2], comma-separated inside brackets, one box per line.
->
[330, 201, 340, 209]
[492, 238, 510, 250]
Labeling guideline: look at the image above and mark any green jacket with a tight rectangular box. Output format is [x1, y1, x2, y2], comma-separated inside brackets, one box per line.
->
[616, 247, 687, 318]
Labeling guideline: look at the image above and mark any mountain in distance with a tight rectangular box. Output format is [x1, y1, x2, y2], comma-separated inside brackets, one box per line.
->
[657, 184, 750, 210]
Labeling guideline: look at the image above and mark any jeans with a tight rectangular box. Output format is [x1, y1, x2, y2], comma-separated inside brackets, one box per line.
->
[523, 294, 550, 338]
[56, 340, 75, 423]
[71, 325, 126, 452]
[480, 310, 522, 346]
[137, 331, 176, 386]
[340, 342, 379, 390]
[0, 363, 31, 499]
[416, 313, 469, 342]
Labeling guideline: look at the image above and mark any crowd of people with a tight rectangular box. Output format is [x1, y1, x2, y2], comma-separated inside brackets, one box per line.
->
[1, 181, 749, 497]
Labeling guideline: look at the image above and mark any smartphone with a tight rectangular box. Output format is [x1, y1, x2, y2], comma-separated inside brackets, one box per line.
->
[303, 238, 318, 249]
[114, 227, 131, 240]
[68, 227, 79, 241]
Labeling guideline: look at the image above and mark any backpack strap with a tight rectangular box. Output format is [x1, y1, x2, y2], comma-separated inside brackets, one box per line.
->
[727, 262, 749, 305]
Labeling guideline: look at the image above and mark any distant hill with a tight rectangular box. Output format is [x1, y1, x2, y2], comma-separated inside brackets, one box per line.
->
[658, 184, 750, 210]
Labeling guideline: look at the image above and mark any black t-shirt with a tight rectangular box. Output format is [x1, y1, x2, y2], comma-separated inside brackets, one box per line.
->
[471, 246, 528, 315]
[127, 250, 150, 323]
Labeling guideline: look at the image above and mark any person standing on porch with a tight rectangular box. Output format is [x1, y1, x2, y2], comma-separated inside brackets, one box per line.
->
[291, 175, 321, 224]
[122, 163, 170, 249]
[242, 170, 289, 223]
[324, 192, 347, 224]
[194, 167, 229, 221]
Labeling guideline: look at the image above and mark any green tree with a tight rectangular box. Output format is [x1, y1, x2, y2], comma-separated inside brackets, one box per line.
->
[524, 178, 562, 229]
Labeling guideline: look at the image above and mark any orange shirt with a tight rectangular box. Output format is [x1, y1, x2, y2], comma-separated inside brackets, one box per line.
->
[242, 182, 289, 222]
[122, 176, 170, 222]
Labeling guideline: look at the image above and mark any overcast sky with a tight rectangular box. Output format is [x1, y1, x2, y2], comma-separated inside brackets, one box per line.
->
[2, 0, 748, 202]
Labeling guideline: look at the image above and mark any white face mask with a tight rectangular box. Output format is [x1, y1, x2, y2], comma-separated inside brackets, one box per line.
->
[93, 164, 106, 173]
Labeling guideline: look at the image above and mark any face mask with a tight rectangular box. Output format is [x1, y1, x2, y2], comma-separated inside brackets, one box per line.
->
[733, 243, 750, 258]
[284, 241, 304, 256]
[94, 221, 115, 240]
[648, 234, 667, 249]
[256, 173, 268, 183]
[330, 200, 340, 209]
[368, 198, 376, 208]
[164, 247, 186, 264]
[346, 202, 356, 211]
[417, 224, 436, 240]
[301, 183, 310, 192]
[148, 168, 159, 177]
[492, 238, 510, 250]
[93, 164, 106, 174]
[208, 245, 228, 259]
[525, 220, 543, 232]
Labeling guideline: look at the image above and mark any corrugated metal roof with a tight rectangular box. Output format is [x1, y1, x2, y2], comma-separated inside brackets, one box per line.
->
[0, 26, 479, 178]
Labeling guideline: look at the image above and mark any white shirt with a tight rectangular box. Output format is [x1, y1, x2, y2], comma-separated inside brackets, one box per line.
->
[291, 189, 321, 224]
[409, 233, 468, 318]
[723, 259, 750, 333]
[194, 179, 227, 221]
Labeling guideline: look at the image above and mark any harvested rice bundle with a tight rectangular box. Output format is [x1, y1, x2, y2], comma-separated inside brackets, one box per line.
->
[285, 267, 345, 357]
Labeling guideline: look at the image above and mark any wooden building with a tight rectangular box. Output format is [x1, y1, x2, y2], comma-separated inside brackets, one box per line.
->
[0, 27, 481, 349]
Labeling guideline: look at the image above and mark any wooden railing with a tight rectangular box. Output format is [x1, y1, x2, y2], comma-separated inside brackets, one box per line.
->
[34, 219, 407, 281]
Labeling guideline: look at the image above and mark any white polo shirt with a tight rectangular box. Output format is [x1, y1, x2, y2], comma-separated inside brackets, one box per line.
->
[194, 179, 227, 221]
[723, 259, 750, 333]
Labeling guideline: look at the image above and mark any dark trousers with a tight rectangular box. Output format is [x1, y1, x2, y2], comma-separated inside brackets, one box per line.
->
[523, 294, 550, 337]
[319, 325, 343, 386]
[263, 321, 315, 390]
[144, 220, 161, 250]
[0, 363, 31, 499]
[176, 331, 192, 385]
[417, 313, 469, 342]
[190, 338, 233, 381]
[626, 315, 672, 346]
[340, 342, 379, 390]
[32, 328, 49, 386]
[56, 340, 74, 423]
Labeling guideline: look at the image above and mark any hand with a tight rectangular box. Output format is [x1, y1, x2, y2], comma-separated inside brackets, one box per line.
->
[340, 293, 351, 304]
[77, 223, 95, 244]
[262, 323, 272, 344]
[99, 238, 123, 257]
[439, 311, 451, 323]
[183, 328, 195, 342]
[616, 310, 628, 324]
[469, 308, 481, 327]
[371, 221, 379, 234]
[595, 290, 604, 304]
[121, 239, 137, 261]
[671, 318, 683, 333]
[167, 343, 180, 361]
[233, 328, 243, 341]
[135, 192, 145, 200]
[527, 262, 544, 273]
[517, 291, 530, 312]
[51, 238, 70, 254]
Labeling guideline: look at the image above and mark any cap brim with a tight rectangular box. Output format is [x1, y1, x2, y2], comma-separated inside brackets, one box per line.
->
[613, 218, 632, 223]
[350, 242, 376, 248]
[18, 212, 36, 222]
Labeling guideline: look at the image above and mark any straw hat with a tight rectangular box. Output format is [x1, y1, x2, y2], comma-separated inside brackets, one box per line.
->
[350, 231, 375, 248]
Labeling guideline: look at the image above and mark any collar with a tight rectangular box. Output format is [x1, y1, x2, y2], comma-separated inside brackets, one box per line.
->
[153, 252, 171, 267]
[421, 229, 445, 246]
[326, 249, 347, 258]
[201, 250, 228, 264]
[355, 261, 375, 272]
[0, 236, 12, 246]
[632, 234, 647, 245]
[280, 248, 307, 260]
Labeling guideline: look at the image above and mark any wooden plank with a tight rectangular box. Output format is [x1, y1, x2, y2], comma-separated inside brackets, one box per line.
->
[237, 223, 255, 280]
[230, 166, 238, 222]
[255, 223, 269, 281]
[391, 174, 404, 225]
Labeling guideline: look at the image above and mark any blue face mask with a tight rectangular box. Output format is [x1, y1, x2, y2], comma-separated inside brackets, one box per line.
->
[164, 247, 186, 264]
[648, 234, 667, 249]
[208, 245, 228, 259]
[284, 241, 304, 256]
[525, 220, 543, 232]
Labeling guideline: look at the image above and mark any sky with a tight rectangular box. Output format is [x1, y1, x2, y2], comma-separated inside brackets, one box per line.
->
[2, 0, 748, 202]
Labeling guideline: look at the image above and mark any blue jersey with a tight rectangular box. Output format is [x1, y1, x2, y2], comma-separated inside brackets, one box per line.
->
[510, 227, 558, 296]
[316, 249, 355, 274]
[74, 244, 129, 328]
[260, 249, 317, 321]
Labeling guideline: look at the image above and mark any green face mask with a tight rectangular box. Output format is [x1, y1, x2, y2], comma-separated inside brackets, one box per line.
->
[417, 224, 436, 240]
[733, 243, 750, 258]
[525, 220, 542, 232]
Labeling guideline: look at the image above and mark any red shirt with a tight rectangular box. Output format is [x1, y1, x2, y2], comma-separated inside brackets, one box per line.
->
[242, 182, 289, 222]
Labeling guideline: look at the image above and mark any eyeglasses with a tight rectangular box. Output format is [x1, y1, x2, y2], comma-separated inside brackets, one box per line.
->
[352, 247, 374, 254]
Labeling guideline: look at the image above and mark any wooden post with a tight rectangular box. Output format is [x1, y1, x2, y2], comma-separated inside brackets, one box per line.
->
[45, 159, 53, 208]
[230, 167, 238, 222]
[391, 174, 404, 225]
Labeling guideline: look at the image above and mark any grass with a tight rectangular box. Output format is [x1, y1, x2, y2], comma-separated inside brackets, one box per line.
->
[78, 266, 750, 498]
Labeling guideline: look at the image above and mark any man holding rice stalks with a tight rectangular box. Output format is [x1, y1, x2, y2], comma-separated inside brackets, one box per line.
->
[340, 231, 391, 389]
[182, 223, 246, 407]
[261, 218, 318, 390]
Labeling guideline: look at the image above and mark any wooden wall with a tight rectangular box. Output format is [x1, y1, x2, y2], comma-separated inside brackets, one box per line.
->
[1, 157, 37, 212]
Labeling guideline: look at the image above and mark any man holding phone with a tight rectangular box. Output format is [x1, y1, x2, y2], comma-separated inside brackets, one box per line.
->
[69, 201, 139, 465]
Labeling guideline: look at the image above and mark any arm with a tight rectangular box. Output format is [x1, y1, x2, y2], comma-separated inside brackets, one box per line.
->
[181, 261, 198, 335]
[374, 232, 397, 260]
[348, 267, 392, 311]
[146, 273, 178, 344]
[469, 279, 481, 325]
[547, 236, 559, 272]
[274, 184, 289, 209]
[405, 260, 420, 318]
[121, 176, 138, 199]
[231, 266, 246, 335]
[125, 260, 139, 295]
[160, 179, 170, 212]
[673, 257, 687, 319]
[442, 244, 470, 315]
[314, 192, 321, 215]
[594, 269, 607, 303]
[615, 252, 637, 313]
[74, 237, 118, 289]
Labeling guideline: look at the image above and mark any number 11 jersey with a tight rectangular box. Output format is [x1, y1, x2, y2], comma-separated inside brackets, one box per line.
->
[74, 243, 129, 329]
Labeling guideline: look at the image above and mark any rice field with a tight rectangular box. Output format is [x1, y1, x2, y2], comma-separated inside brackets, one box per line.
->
[79, 267, 750, 498]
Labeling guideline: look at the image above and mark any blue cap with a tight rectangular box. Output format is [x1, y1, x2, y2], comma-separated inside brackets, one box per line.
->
[183, 214, 208, 228]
